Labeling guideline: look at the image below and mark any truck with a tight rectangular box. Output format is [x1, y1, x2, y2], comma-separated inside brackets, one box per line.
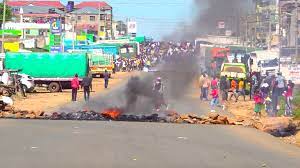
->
[88, 52, 114, 77]
[250, 50, 279, 76]
[5, 52, 89, 92]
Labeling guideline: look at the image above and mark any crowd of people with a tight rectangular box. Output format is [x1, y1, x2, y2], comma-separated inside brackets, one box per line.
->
[198, 71, 296, 118]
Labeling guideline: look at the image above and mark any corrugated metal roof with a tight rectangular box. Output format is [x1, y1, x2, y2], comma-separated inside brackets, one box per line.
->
[71, 7, 105, 15]
[7, 1, 64, 8]
[17, 6, 64, 15]
[75, 1, 111, 10]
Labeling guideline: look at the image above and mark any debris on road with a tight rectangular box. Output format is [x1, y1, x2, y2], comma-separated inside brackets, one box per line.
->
[0, 109, 298, 138]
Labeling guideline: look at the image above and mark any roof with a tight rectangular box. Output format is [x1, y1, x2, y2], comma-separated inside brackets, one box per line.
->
[7, 0, 64, 8]
[71, 7, 105, 15]
[75, 1, 112, 10]
[15, 6, 64, 15]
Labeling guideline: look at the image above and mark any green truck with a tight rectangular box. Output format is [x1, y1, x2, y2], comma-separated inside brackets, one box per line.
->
[88, 52, 114, 77]
[5, 52, 89, 92]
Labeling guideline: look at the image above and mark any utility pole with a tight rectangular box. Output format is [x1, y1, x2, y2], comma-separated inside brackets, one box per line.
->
[268, 10, 272, 50]
[1, 0, 6, 53]
[295, 0, 299, 63]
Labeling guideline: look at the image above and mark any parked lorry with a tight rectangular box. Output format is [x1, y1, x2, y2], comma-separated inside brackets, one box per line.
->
[5, 52, 89, 92]
[88, 52, 114, 77]
[250, 50, 279, 76]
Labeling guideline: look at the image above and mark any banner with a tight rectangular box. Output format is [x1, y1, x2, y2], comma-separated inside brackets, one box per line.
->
[50, 18, 62, 35]
[127, 21, 137, 34]
[4, 42, 19, 52]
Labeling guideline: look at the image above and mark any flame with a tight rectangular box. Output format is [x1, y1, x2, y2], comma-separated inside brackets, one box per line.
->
[101, 108, 123, 120]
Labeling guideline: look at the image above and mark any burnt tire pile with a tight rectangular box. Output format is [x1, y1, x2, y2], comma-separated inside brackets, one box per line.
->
[0, 110, 297, 138]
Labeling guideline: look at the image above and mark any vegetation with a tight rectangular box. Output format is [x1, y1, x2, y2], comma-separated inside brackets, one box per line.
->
[0, 3, 12, 23]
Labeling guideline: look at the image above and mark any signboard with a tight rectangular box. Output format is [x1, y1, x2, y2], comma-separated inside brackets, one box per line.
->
[50, 46, 62, 53]
[288, 65, 300, 84]
[0, 30, 22, 36]
[127, 21, 137, 34]
[50, 18, 62, 35]
[218, 21, 225, 29]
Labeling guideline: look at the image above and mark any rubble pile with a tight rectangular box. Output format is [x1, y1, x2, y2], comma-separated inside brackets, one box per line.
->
[0, 109, 297, 138]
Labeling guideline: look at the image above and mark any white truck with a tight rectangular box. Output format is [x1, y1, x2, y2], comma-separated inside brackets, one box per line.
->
[250, 50, 280, 76]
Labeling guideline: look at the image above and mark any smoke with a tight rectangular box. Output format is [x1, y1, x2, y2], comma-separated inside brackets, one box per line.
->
[123, 53, 199, 114]
[165, 0, 254, 40]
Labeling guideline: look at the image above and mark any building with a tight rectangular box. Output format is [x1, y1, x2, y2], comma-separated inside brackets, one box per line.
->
[67, 1, 113, 40]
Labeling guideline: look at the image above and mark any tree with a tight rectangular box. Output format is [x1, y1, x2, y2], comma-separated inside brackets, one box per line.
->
[0, 2, 12, 24]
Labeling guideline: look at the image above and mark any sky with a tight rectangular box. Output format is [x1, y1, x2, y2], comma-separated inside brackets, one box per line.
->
[62, 0, 194, 39]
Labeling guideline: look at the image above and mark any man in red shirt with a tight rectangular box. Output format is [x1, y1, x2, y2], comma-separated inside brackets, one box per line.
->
[71, 74, 80, 101]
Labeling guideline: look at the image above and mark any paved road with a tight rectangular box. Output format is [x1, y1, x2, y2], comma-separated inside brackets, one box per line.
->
[0, 120, 299, 168]
[2, 70, 299, 167]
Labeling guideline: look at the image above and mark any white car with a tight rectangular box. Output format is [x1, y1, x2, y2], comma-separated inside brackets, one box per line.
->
[0, 72, 35, 93]
[17, 74, 35, 92]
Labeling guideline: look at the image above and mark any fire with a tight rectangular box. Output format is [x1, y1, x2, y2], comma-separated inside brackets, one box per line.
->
[101, 108, 123, 120]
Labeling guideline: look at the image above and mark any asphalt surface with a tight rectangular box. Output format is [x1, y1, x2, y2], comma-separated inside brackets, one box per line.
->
[0, 120, 299, 168]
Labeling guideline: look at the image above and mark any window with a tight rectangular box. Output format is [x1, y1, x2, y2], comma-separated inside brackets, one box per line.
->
[77, 16, 81, 21]
[25, 30, 30, 35]
[100, 26, 105, 31]
[100, 14, 106, 20]
[89, 16, 95, 21]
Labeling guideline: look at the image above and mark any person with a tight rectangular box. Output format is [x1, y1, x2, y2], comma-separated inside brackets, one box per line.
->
[103, 70, 110, 89]
[237, 78, 246, 101]
[81, 74, 93, 101]
[210, 87, 219, 112]
[219, 76, 228, 101]
[253, 90, 264, 119]
[71, 74, 80, 101]
[251, 73, 258, 99]
[211, 76, 218, 89]
[202, 74, 210, 101]
[265, 96, 273, 117]
[275, 72, 286, 96]
[229, 78, 238, 102]
[283, 80, 294, 116]
[198, 73, 205, 100]
[153, 77, 168, 111]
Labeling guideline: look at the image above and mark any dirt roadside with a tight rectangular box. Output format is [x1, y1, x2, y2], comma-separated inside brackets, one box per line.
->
[12, 71, 140, 112]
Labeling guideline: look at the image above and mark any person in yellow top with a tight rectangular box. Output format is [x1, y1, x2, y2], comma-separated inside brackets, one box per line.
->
[237, 78, 246, 101]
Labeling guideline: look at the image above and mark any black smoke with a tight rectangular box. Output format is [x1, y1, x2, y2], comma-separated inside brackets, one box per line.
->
[165, 0, 254, 40]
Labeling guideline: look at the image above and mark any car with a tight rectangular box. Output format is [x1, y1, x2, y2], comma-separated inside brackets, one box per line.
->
[17, 74, 35, 93]
[0, 71, 35, 93]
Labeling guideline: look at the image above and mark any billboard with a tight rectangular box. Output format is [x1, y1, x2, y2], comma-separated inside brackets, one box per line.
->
[218, 21, 225, 29]
[127, 21, 137, 34]
[50, 18, 62, 35]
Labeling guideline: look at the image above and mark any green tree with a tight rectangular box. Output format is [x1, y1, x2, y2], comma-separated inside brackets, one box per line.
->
[0, 2, 12, 24]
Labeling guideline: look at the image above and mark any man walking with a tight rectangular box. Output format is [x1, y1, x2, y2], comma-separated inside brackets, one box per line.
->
[71, 74, 80, 101]
[104, 70, 110, 89]
[81, 74, 93, 101]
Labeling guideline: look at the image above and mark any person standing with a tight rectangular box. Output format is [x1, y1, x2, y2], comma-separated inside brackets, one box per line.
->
[81, 74, 93, 101]
[211, 76, 218, 89]
[198, 73, 205, 100]
[71, 74, 80, 101]
[103, 70, 110, 89]
[202, 74, 210, 101]
[283, 80, 294, 116]
[237, 78, 246, 101]
[253, 90, 264, 119]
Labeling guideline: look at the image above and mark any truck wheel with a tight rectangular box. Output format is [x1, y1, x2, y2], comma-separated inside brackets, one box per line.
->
[48, 82, 60, 93]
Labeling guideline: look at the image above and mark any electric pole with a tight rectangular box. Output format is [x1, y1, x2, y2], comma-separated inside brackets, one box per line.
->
[295, 0, 299, 63]
[1, 0, 6, 53]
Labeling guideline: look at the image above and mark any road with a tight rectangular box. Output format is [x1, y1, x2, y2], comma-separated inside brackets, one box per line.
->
[1, 71, 300, 167]
[0, 120, 299, 168]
